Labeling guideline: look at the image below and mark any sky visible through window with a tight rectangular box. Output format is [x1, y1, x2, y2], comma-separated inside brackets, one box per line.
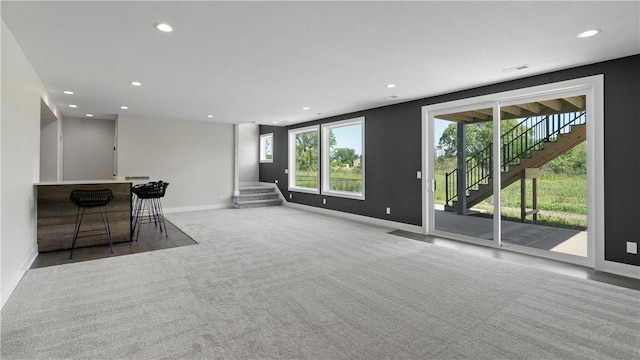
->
[332, 122, 448, 154]
[434, 120, 448, 144]
[332, 124, 362, 154]
[324, 120, 451, 159]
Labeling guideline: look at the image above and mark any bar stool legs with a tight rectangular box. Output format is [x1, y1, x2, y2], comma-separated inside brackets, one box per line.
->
[69, 206, 85, 259]
[131, 181, 169, 241]
[152, 196, 168, 235]
[100, 205, 114, 253]
[69, 189, 115, 259]
[133, 194, 167, 241]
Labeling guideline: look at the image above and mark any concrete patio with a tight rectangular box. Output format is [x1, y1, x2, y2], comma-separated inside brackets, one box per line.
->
[434, 209, 587, 257]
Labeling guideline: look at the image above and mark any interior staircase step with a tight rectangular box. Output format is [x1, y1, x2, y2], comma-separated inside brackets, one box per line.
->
[235, 193, 279, 201]
[234, 198, 283, 209]
[234, 185, 282, 208]
[238, 186, 278, 194]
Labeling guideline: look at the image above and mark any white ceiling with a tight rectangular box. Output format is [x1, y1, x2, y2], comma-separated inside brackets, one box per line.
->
[2, 1, 639, 125]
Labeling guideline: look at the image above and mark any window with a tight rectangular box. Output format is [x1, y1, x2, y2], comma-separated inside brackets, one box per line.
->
[260, 133, 273, 163]
[321, 117, 365, 199]
[288, 126, 319, 193]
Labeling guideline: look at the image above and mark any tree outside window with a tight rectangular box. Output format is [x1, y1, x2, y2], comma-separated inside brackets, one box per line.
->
[288, 126, 319, 193]
[322, 118, 364, 199]
[260, 133, 273, 163]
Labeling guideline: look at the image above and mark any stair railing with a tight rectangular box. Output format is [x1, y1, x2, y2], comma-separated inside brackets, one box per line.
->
[445, 143, 492, 206]
[445, 111, 585, 206]
[445, 168, 458, 206]
[501, 111, 586, 171]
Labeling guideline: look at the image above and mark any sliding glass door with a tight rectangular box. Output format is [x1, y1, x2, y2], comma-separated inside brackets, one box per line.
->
[432, 107, 494, 241]
[499, 95, 588, 259]
[425, 78, 600, 266]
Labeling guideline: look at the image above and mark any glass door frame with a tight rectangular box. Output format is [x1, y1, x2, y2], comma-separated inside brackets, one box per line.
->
[425, 101, 498, 246]
[422, 75, 603, 269]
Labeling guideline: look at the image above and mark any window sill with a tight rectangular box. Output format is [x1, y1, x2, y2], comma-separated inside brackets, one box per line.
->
[288, 186, 320, 195]
[322, 190, 365, 200]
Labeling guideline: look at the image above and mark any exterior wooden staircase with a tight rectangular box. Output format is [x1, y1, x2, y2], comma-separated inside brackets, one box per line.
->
[233, 185, 282, 209]
[445, 112, 586, 212]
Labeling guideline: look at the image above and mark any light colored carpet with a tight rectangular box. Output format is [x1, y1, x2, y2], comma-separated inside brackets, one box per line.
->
[1, 206, 638, 359]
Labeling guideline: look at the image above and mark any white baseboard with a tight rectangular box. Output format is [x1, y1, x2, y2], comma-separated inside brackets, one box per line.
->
[1, 246, 38, 310]
[283, 201, 423, 233]
[266, 181, 422, 232]
[601, 260, 640, 279]
[164, 203, 232, 214]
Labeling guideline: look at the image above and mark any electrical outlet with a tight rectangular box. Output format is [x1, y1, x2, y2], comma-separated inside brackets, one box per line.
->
[386, 207, 391, 215]
[626, 242, 637, 254]
[323, 198, 326, 205]
[417, 171, 422, 179]
[289, 194, 292, 199]
[284, 169, 289, 174]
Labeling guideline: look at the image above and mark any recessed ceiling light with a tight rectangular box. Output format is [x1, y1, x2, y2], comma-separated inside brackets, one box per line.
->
[207, 115, 214, 118]
[63, 90, 74, 95]
[383, 95, 398, 100]
[273, 121, 279, 124]
[577, 29, 600, 38]
[120, 106, 129, 110]
[386, 84, 396, 88]
[155, 23, 173, 32]
[302, 107, 311, 110]
[86, 113, 94, 117]
[68, 104, 78, 108]
[130, 81, 142, 86]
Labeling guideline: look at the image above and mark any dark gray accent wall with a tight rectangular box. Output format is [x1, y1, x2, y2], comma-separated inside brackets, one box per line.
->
[260, 55, 640, 267]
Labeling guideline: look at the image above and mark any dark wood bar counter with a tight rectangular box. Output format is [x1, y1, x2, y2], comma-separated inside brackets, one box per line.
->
[35, 181, 132, 252]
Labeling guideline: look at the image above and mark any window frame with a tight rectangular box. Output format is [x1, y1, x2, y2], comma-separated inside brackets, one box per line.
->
[288, 125, 320, 194]
[321, 117, 365, 200]
[259, 133, 274, 163]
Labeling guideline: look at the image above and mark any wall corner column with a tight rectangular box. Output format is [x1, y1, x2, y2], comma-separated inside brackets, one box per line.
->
[233, 124, 240, 196]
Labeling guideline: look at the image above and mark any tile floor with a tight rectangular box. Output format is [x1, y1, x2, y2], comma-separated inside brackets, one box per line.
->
[31, 220, 197, 269]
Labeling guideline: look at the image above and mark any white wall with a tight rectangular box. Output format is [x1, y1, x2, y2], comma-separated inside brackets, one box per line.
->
[39, 100, 58, 182]
[1, 21, 60, 308]
[62, 116, 115, 180]
[116, 115, 234, 211]
[238, 123, 259, 184]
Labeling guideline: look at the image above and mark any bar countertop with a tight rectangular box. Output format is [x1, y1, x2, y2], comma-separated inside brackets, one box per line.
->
[35, 176, 152, 186]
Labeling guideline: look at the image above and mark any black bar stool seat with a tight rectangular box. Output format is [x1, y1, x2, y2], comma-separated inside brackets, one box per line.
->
[69, 189, 115, 259]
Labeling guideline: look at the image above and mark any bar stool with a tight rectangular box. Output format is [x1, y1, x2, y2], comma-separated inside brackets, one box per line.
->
[69, 188, 115, 259]
[131, 181, 169, 241]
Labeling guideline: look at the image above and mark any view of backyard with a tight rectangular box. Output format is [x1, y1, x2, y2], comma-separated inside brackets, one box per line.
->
[290, 106, 587, 232]
[434, 118, 587, 231]
[295, 170, 362, 192]
[293, 121, 363, 193]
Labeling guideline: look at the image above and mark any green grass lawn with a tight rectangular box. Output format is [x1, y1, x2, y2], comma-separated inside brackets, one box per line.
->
[295, 169, 362, 192]
[296, 158, 587, 230]
[483, 174, 587, 214]
[435, 167, 587, 230]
